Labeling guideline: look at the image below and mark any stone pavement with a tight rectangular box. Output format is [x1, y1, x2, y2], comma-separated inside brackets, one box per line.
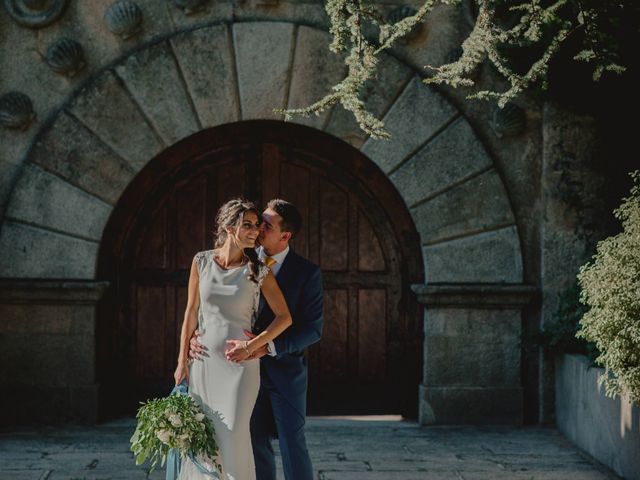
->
[0, 417, 622, 480]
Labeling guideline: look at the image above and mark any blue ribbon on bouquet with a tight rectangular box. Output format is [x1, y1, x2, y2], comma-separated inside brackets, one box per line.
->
[166, 380, 221, 480]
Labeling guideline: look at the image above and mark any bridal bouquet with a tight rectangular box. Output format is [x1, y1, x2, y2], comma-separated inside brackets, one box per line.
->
[130, 386, 221, 474]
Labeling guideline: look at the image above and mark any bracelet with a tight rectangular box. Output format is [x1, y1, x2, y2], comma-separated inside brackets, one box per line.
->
[243, 341, 251, 357]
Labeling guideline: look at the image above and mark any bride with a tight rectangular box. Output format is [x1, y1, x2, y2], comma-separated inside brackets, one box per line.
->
[173, 198, 292, 480]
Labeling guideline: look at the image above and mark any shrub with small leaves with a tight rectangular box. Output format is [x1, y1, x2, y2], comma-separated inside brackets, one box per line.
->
[577, 170, 640, 403]
[130, 391, 220, 473]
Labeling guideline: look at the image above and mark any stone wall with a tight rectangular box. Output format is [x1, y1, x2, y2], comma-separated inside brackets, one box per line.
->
[414, 284, 536, 424]
[0, 0, 597, 425]
[0, 280, 107, 424]
[556, 354, 640, 480]
[539, 102, 612, 422]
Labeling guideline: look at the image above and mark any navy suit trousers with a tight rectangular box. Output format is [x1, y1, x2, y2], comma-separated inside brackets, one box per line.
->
[251, 369, 313, 480]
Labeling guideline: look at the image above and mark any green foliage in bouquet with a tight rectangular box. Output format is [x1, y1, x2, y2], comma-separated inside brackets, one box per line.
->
[130, 391, 220, 473]
[577, 170, 640, 404]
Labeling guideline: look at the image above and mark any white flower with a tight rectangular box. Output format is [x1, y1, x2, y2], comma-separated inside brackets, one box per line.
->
[164, 409, 173, 419]
[195, 413, 205, 422]
[156, 429, 172, 444]
[169, 414, 183, 427]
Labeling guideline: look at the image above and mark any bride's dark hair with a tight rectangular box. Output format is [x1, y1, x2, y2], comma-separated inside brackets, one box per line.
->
[214, 198, 262, 283]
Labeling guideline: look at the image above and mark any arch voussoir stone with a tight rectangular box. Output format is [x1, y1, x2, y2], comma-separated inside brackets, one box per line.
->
[361, 76, 458, 173]
[424, 226, 523, 283]
[114, 41, 201, 145]
[325, 52, 413, 148]
[411, 169, 515, 245]
[234, 22, 295, 120]
[287, 26, 346, 130]
[383, 111, 523, 284]
[67, 70, 164, 171]
[389, 118, 494, 207]
[29, 112, 136, 205]
[169, 25, 240, 128]
[0, 222, 98, 278]
[5, 164, 112, 242]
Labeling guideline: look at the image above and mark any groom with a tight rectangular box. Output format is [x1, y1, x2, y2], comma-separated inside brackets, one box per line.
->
[190, 198, 324, 480]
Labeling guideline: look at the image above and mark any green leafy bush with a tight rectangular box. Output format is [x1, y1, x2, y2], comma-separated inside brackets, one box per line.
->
[577, 171, 640, 403]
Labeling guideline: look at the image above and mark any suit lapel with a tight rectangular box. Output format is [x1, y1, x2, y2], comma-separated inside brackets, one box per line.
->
[256, 249, 298, 328]
[274, 249, 297, 293]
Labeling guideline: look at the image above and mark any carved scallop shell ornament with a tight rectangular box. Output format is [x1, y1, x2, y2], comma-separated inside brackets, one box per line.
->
[105, 1, 143, 39]
[490, 102, 526, 138]
[3, 0, 69, 28]
[45, 38, 86, 77]
[0, 92, 36, 130]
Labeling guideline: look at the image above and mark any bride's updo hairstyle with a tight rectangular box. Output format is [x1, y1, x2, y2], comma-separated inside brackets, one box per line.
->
[214, 198, 263, 283]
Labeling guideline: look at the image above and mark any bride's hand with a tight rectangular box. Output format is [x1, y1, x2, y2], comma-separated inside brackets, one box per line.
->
[174, 362, 189, 385]
[225, 340, 251, 363]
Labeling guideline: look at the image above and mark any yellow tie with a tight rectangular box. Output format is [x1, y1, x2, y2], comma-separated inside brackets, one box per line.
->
[264, 256, 277, 270]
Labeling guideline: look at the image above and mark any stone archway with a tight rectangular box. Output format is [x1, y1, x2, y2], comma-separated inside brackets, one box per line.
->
[95, 120, 424, 418]
[0, 21, 527, 424]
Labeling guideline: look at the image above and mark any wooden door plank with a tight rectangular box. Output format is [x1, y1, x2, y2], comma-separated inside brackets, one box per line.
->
[175, 176, 207, 269]
[358, 289, 387, 379]
[281, 161, 310, 258]
[217, 156, 245, 205]
[136, 203, 168, 269]
[261, 143, 280, 204]
[136, 286, 166, 380]
[319, 179, 348, 271]
[318, 289, 348, 381]
[358, 210, 386, 272]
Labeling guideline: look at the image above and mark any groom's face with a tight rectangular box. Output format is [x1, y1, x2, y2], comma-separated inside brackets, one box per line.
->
[258, 208, 290, 254]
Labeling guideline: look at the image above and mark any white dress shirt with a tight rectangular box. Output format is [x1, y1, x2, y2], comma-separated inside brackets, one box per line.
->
[257, 245, 290, 356]
[257, 245, 289, 277]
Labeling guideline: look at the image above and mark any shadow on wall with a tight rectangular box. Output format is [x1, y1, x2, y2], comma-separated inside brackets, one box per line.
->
[555, 354, 640, 480]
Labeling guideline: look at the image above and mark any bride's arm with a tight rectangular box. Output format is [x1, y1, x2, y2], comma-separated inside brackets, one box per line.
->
[174, 257, 200, 384]
[226, 272, 292, 362]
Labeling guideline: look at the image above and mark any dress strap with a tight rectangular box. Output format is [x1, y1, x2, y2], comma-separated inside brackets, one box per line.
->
[256, 263, 270, 287]
[193, 250, 209, 273]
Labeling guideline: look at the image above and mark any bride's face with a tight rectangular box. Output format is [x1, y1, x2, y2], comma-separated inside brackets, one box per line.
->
[232, 211, 260, 249]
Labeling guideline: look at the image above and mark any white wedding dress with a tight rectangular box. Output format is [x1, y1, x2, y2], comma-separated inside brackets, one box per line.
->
[179, 250, 268, 480]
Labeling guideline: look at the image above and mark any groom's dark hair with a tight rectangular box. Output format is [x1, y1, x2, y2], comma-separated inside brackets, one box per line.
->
[267, 199, 302, 237]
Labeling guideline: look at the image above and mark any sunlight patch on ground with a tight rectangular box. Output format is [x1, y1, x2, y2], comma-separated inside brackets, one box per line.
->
[309, 415, 404, 421]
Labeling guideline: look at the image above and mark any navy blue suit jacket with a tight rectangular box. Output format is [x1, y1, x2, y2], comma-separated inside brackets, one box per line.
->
[253, 249, 324, 416]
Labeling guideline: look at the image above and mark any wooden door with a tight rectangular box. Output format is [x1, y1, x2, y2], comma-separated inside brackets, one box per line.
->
[97, 121, 423, 418]
[260, 144, 416, 415]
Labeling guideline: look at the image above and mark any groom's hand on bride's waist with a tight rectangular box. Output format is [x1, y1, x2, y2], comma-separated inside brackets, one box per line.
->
[189, 329, 208, 360]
